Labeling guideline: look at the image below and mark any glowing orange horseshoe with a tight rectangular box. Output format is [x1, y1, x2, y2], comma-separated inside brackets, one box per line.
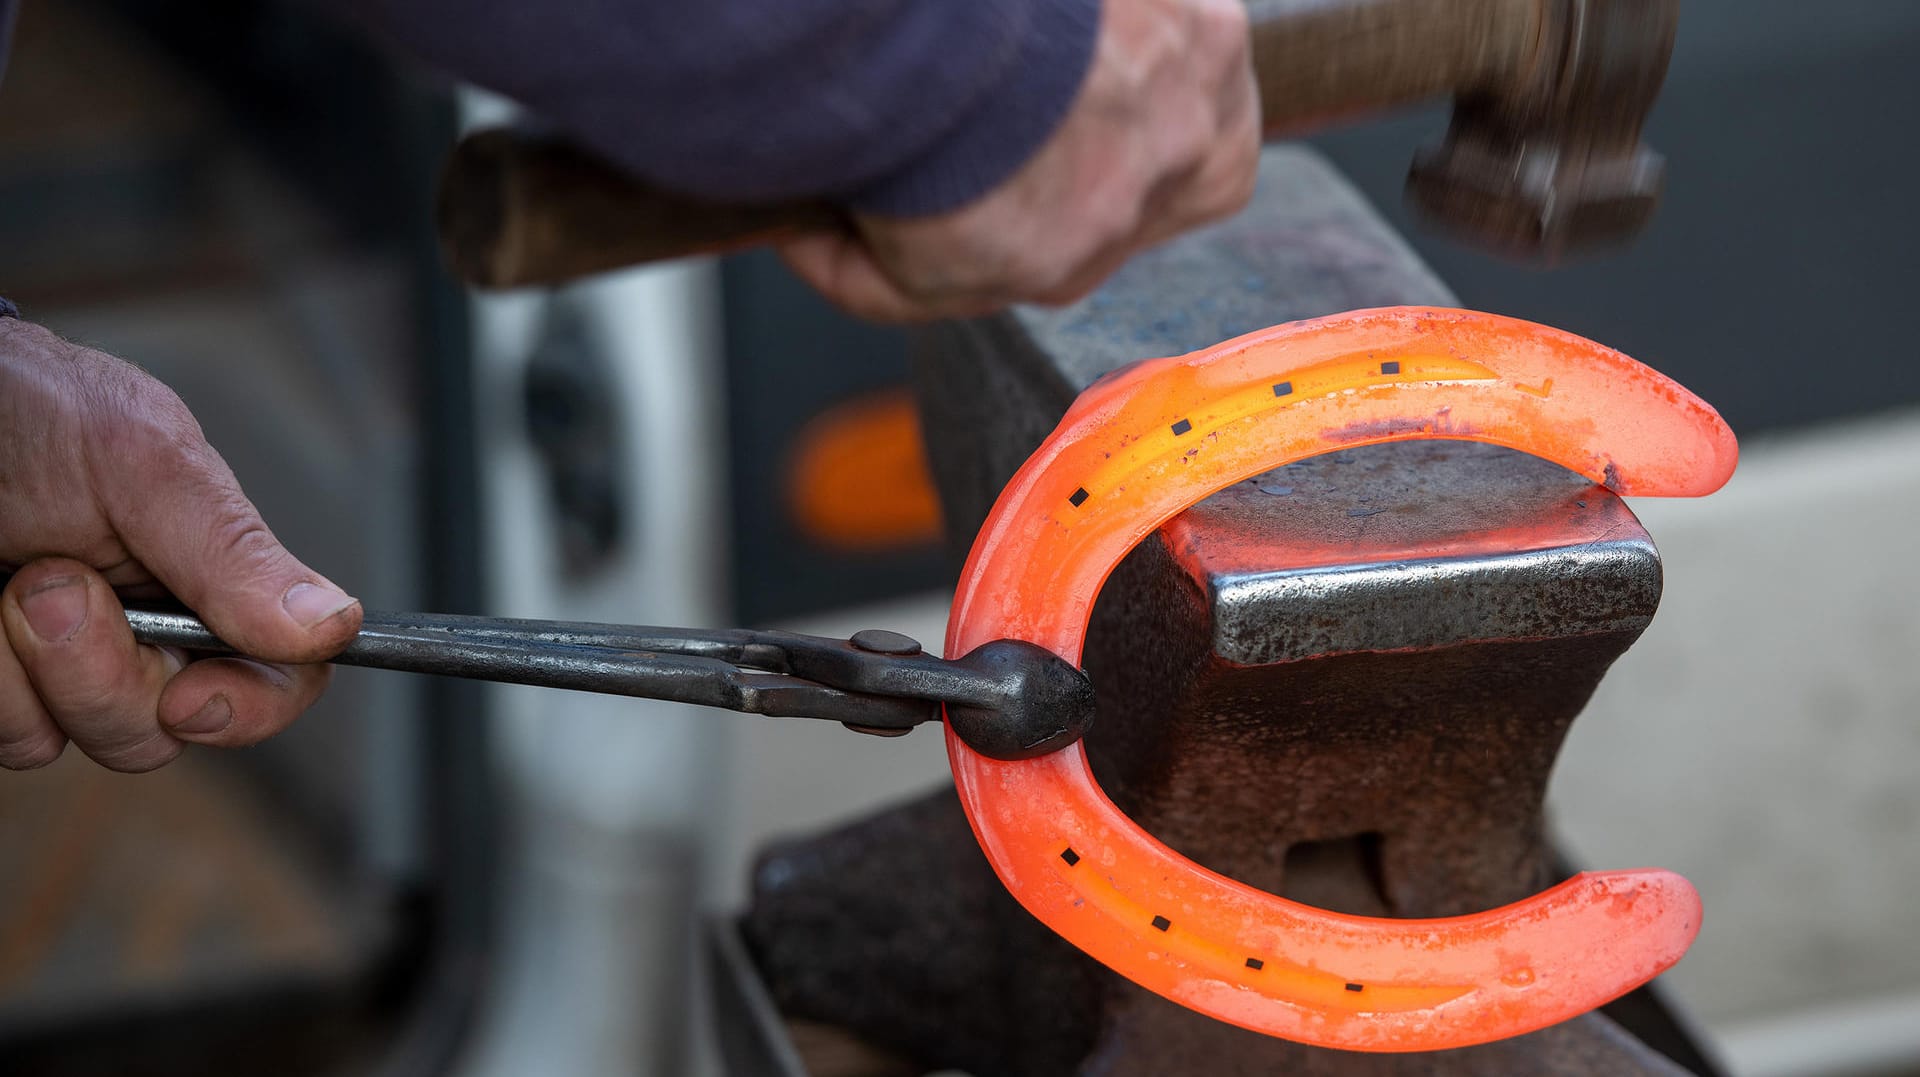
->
[942, 306, 1737, 1052]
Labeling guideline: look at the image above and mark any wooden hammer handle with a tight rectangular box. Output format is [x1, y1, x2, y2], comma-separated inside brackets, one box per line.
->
[437, 130, 845, 288]
[440, 0, 1544, 288]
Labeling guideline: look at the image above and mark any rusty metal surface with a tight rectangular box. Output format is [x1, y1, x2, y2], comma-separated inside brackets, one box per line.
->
[730, 146, 1705, 1075]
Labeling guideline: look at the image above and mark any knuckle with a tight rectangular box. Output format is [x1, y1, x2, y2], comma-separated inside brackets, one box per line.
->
[840, 290, 921, 325]
[1034, 277, 1101, 308]
[53, 676, 139, 718]
[23, 639, 157, 719]
[884, 260, 953, 302]
[1073, 174, 1145, 243]
[0, 730, 66, 770]
[82, 355, 201, 452]
[895, 237, 996, 298]
[1193, 0, 1250, 49]
[1211, 153, 1259, 217]
[1006, 249, 1083, 300]
[1100, 192, 1149, 249]
[1226, 165, 1258, 212]
[1016, 243, 1119, 301]
[202, 506, 288, 576]
[90, 730, 182, 773]
[80, 365, 230, 507]
[999, 250, 1063, 296]
[1140, 17, 1184, 71]
[1169, 118, 1216, 172]
[1229, 127, 1262, 190]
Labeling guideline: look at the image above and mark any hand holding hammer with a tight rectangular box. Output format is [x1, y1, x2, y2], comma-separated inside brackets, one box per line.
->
[438, 0, 1678, 295]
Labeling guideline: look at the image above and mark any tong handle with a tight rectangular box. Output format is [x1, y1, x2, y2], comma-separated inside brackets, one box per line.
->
[120, 607, 938, 730]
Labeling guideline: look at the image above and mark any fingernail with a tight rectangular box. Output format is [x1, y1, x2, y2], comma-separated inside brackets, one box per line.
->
[172, 694, 232, 736]
[282, 581, 357, 629]
[20, 576, 88, 642]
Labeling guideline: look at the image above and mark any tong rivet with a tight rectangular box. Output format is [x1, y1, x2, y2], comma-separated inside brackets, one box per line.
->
[850, 629, 922, 656]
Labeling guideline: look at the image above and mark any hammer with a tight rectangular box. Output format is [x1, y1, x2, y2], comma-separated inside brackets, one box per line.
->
[437, 0, 1677, 289]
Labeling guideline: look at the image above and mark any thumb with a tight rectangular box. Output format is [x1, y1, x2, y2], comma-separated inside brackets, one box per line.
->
[100, 414, 361, 663]
[777, 230, 1005, 324]
[778, 230, 930, 323]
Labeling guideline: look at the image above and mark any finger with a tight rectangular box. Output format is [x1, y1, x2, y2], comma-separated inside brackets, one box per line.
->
[1173, 110, 1259, 229]
[1160, 64, 1261, 232]
[777, 231, 1004, 324]
[777, 230, 932, 322]
[1025, 172, 1190, 308]
[1029, 239, 1143, 308]
[1, 559, 183, 772]
[0, 619, 65, 770]
[86, 388, 362, 663]
[1025, 131, 1252, 310]
[155, 656, 331, 749]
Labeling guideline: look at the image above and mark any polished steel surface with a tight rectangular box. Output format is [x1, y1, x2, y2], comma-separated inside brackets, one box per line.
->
[1172, 440, 1662, 664]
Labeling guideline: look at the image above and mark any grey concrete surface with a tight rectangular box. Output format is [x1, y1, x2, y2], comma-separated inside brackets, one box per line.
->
[1556, 408, 1920, 1067]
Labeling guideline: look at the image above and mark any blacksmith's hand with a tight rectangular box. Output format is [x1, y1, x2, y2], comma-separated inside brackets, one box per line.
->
[0, 317, 360, 772]
[778, 0, 1259, 321]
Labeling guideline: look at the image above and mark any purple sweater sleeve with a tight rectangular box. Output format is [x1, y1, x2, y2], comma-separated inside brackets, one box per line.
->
[334, 0, 1102, 216]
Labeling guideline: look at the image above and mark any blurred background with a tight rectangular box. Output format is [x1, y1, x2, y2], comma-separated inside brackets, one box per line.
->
[0, 0, 1914, 1074]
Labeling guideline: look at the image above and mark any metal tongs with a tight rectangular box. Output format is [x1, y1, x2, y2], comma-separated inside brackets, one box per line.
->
[122, 606, 1095, 760]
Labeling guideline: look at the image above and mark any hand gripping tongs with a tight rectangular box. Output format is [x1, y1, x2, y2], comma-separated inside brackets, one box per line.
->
[120, 607, 1095, 761]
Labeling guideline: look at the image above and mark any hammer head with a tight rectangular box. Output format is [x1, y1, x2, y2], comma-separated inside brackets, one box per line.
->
[1406, 0, 1678, 261]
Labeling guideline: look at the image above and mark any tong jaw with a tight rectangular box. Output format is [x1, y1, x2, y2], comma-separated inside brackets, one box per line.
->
[776, 630, 1096, 761]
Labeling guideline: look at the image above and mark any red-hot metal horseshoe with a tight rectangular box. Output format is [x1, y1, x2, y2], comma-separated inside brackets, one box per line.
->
[940, 307, 1737, 1052]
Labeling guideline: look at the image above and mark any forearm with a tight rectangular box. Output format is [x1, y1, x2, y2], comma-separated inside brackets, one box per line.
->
[333, 0, 1100, 214]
